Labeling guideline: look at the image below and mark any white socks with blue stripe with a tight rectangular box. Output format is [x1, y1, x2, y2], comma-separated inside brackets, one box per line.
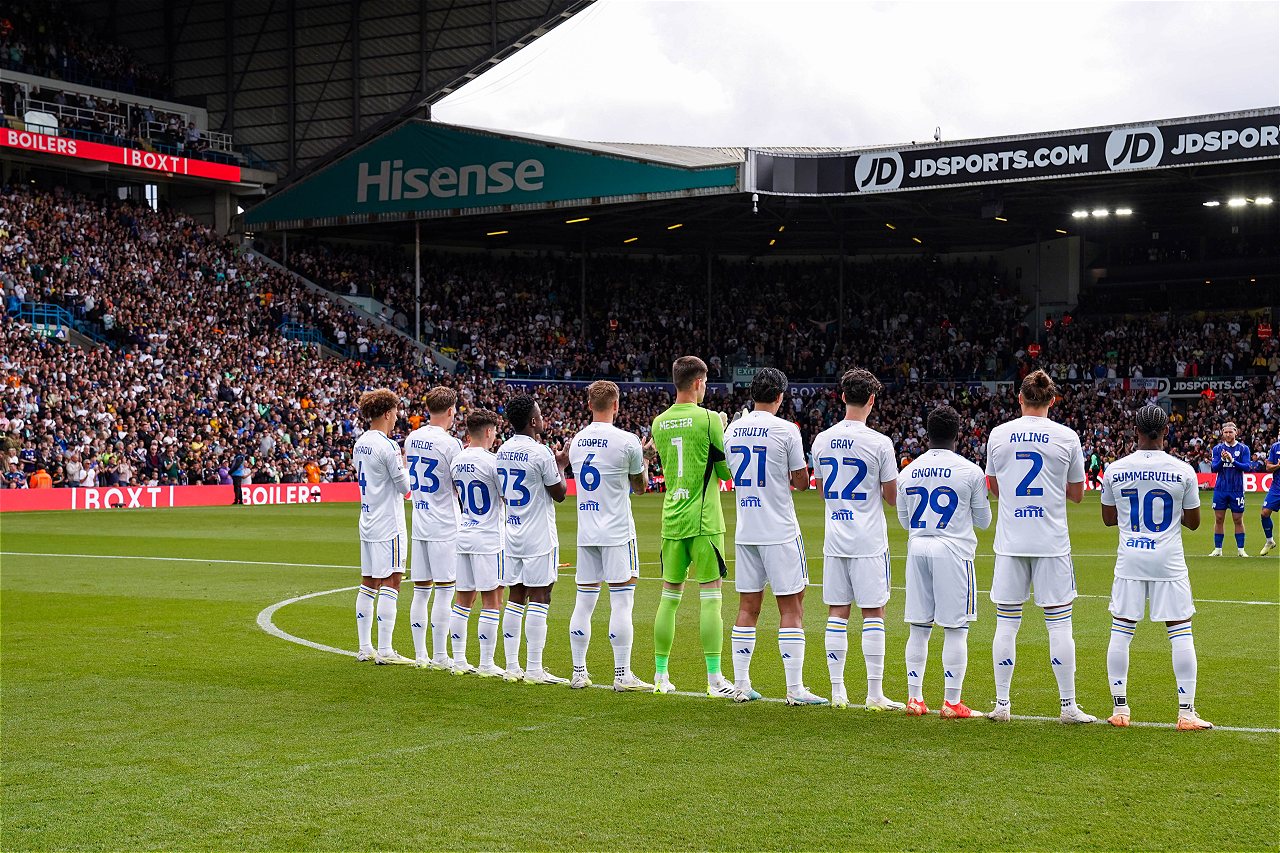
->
[862, 617, 886, 700]
[942, 627, 969, 704]
[525, 601, 549, 673]
[410, 585, 431, 661]
[569, 585, 598, 675]
[477, 608, 500, 667]
[375, 587, 398, 654]
[778, 627, 805, 693]
[993, 603, 1022, 705]
[430, 583, 454, 662]
[1107, 618, 1135, 707]
[905, 623, 933, 701]
[608, 584, 636, 678]
[1169, 622, 1197, 710]
[449, 603, 472, 665]
[356, 584, 376, 652]
[731, 624, 757, 691]
[502, 601, 526, 670]
[825, 616, 848, 692]
[1044, 603, 1077, 707]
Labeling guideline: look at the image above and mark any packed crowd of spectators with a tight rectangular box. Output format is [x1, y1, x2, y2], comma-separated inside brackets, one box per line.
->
[0, 2, 169, 96]
[2, 184, 1277, 492]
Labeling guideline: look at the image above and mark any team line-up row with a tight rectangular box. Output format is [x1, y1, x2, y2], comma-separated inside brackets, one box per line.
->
[347, 364, 1280, 731]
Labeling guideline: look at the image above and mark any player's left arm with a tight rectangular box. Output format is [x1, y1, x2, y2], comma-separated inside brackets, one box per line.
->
[786, 426, 809, 491]
[1240, 443, 1258, 472]
[708, 412, 732, 482]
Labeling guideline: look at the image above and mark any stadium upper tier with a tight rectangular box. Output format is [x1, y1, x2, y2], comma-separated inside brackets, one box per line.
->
[1, 183, 1277, 492]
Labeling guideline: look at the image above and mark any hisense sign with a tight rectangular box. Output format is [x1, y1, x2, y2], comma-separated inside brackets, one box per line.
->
[356, 157, 545, 203]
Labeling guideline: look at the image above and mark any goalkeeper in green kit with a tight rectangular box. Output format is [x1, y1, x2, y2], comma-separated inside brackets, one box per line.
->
[650, 356, 737, 697]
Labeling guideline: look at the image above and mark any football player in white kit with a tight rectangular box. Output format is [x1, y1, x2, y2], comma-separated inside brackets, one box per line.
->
[352, 389, 413, 665]
[812, 368, 905, 712]
[566, 380, 656, 692]
[403, 386, 464, 670]
[985, 370, 1095, 723]
[1101, 405, 1213, 731]
[449, 408, 507, 678]
[896, 405, 991, 719]
[724, 368, 826, 706]
[495, 395, 572, 685]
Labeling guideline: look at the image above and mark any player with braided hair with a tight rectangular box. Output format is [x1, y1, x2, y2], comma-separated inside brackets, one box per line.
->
[1100, 404, 1212, 731]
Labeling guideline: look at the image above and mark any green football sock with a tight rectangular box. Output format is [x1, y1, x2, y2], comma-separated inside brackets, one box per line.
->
[654, 587, 682, 671]
[700, 586, 724, 676]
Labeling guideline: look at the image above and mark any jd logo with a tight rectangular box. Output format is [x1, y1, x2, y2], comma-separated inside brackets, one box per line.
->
[854, 151, 904, 191]
[1106, 126, 1164, 170]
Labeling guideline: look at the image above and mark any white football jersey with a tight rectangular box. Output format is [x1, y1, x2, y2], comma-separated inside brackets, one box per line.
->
[725, 410, 806, 545]
[985, 415, 1085, 557]
[495, 434, 563, 558]
[404, 424, 463, 541]
[811, 419, 898, 557]
[568, 421, 644, 547]
[353, 429, 409, 542]
[1100, 449, 1199, 581]
[451, 447, 505, 555]
[896, 448, 991, 560]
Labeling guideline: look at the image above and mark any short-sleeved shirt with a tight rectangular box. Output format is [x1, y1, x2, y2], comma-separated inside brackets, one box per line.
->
[353, 429, 409, 542]
[495, 434, 562, 558]
[650, 402, 732, 540]
[897, 448, 990, 560]
[1100, 450, 1199, 581]
[1267, 441, 1280, 500]
[569, 421, 644, 547]
[811, 419, 898, 558]
[724, 410, 806, 545]
[985, 415, 1085, 557]
[451, 447, 504, 555]
[1210, 441, 1254, 496]
[404, 424, 463, 541]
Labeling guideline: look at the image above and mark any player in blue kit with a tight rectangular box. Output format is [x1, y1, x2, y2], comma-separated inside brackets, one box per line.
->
[1259, 431, 1280, 557]
[1208, 421, 1256, 557]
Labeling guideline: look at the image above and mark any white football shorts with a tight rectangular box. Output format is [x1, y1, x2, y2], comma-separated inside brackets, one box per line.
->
[735, 537, 808, 596]
[409, 538, 458, 583]
[1109, 577, 1195, 622]
[360, 535, 406, 580]
[456, 551, 504, 592]
[990, 554, 1076, 607]
[903, 538, 977, 628]
[503, 548, 559, 588]
[576, 540, 640, 585]
[822, 550, 891, 608]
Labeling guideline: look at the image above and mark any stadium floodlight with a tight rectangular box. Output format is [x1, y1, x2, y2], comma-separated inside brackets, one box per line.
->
[1202, 200, 1221, 207]
[623, 236, 639, 244]
[1255, 197, 1273, 205]
[777, 225, 785, 233]
[486, 230, 509, 236]
[994, 216, 1008, 222]
[885, 223, 896, 230]
[1071, 210, 1089, 218]
[911, 236, 923, 244]
[1055, 229, 1068, 234]
[769, 238, 777, 246]
[1227, 197, 1247, 207]
[1115, 208, 1133, 216]
[1091, 208, 1109, 217]
[565, 217, 590, 224]
[667, 223, 684, 230]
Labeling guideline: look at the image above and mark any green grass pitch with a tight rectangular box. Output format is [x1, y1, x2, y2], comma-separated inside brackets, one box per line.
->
[2, 492, 1277, 850]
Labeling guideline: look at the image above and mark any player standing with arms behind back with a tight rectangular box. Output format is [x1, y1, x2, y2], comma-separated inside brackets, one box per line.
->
[1259, 429, 1280, 557]
[724, 368, 826, 706]
[352, 389, 414, 665]
[567, 380, 656, 692]
[811, 368, 904, 712]
[896, 405, 991, 719]
[1208, 421, 1255, 557]
[986, 370, 1094, 723]
[650, 356, 736, 698]
[1101, 405, 1212, 730]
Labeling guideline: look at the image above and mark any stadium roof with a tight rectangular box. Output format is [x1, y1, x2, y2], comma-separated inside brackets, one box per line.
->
[244, 108, 1279, 264]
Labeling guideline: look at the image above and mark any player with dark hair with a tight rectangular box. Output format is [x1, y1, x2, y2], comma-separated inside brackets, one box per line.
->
[897, 405, 991, 719]
[725, 368, 826, 705]
[1101, 405, 1211, 730]
[1260, 428, 1280, 557]
[1208, 421, 1256, 557]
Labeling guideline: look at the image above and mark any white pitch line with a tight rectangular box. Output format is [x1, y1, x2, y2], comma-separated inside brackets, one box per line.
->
[256, 586, 1280, 735]
[5, 550, 1277, 607]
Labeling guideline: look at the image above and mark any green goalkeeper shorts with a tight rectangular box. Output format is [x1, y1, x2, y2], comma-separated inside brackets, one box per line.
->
[661, 534, 727, 584]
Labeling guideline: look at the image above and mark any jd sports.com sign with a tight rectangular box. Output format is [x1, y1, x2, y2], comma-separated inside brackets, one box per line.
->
[750, 108, 1279, 195]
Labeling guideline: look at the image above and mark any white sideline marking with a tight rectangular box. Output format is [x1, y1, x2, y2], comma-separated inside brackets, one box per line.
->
[4, 550, 1277, 607]
[255, 586, 1280, 735]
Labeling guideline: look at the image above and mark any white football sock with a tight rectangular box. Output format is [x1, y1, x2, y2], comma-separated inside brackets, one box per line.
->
[825, 616, 848, 692]
[905, 623, 932, 702]
[1044, 603, 1077, 706]
[477, 608, 500, 667]
[449, 602, 472, 664]
[430, 583, 454, 660]
[778, 627, 805, 692]
[862, 617, 886, 700]
[1168, 623, 1197, 710]
[993, 603, 1022, 703]
[356, 584, 376, 651]
[942, 626, 969, 704]
[502, 601, 526, 670]
[525, 601, 549, 672]
[608, 583, 636, 678]
[569, 585, 599, 673]
[375, 587, 399, 654]
[410, 585, 431, 661]
[1107, 619, 1136, 706]
[731, 623, 757, 690]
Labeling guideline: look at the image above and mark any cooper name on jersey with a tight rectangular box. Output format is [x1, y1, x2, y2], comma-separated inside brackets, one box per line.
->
[576, 438, 610, 448]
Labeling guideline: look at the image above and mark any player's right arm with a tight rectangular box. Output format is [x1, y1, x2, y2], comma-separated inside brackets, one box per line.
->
[1065, 436, 1085, 504]
[387, 441, 410, 495]
[878, 437, 898, 506]
[708, 411, 732, 482]
[970, 466, 992, 529]
[628, 435, 651, 495]
[786, 425, 809, 491]
[1210, 443, 1225, 473]
[1181, 463, 1202, 530]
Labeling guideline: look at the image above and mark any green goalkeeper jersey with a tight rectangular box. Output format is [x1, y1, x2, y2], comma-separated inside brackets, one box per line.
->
[651, 402, 733, 539]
